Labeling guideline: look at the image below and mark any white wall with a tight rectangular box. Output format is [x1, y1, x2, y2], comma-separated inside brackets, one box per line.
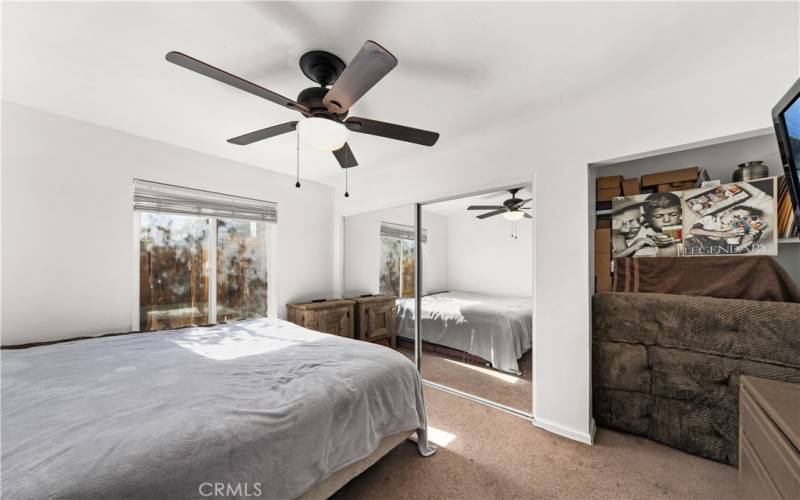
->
[445, 212, 532, 297]
[1, 102, 336, 345]
[343, 205, 448, 297]
[335, 46, 800, 443]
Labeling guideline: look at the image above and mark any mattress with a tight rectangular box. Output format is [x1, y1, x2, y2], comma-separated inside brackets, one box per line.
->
[1, 318, 434, 500]
[396, 291, 533, 374]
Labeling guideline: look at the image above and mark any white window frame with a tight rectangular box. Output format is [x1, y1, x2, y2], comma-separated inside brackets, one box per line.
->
[132, 212, 275, 331]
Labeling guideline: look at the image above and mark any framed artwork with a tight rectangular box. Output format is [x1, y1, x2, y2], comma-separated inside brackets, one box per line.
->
[682, 177, 778, 256]
[611, 192, 683, 258]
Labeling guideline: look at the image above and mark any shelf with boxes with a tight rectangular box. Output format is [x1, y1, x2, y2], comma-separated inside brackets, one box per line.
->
[591, 132, 800, 292]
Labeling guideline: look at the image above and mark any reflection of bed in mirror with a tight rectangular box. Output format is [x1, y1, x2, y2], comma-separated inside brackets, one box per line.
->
[396, 291, 533, 375]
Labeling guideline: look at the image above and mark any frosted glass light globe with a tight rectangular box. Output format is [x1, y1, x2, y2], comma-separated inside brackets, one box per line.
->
[297, 117, 349, 152]
[503, 210, 525, 221]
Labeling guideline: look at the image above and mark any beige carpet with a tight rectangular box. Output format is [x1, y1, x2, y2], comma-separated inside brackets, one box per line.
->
[397, 346, 532, 413]
[333, 387, 739, 499]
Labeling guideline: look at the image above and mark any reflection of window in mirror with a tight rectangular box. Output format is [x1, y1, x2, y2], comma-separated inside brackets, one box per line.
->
[379, 236, 415, 298]
[378, 221, 425, 298]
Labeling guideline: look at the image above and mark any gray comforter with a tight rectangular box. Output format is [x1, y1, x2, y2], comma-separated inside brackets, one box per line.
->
[396, 292, 533, 374]
[1, 318, 434, 500]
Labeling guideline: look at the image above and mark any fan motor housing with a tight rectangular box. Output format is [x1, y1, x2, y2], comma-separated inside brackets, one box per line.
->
[297, 87, 347, 120]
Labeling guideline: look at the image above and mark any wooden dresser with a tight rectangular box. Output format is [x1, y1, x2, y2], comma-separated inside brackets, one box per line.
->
[739, 375, 800, 500]
[348, 295, 397, 347]
[286, 299, 355, 338]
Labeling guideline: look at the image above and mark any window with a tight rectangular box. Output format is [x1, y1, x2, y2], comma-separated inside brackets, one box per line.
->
[379, 223, 426, 298]
[216, 218, 269, 323]
[133, 180, 276, 331]
[139, 212, 209, 331]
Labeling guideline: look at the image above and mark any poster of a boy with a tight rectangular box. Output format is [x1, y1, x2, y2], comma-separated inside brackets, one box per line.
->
[611, 192, 683, 257]
[611, 198, 652, 258]
[641, 192, 683, 256]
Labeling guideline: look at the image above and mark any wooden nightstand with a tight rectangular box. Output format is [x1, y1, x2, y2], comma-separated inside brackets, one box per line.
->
[348, 295, 397, 348]
[286, 299, 355, 338]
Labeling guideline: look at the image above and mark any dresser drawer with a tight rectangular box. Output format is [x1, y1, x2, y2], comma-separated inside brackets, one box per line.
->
[740, 433, 783, 500]
[741, 387, 800, 500]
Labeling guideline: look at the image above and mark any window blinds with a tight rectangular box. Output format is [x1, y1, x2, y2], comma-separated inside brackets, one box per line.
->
[133, 179, 278, 223]
[380, 222, 427, 243]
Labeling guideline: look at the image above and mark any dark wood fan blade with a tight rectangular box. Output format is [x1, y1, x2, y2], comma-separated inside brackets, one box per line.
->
[332, 143, 358, 168]
[323, 41, 397, 113]
[513, 198, 532, 208]
[227, 122, 298, 145]
[166, 51, 308, 113]
[524, 213, 532, 219]
[467, 205, 504, 210]
[345, 117, 439, 146]
[477, 209, 506, 219]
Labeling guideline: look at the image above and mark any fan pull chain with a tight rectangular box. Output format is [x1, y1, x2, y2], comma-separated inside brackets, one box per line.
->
[344, 146, 350, 198]
[295, 129, 301, 188]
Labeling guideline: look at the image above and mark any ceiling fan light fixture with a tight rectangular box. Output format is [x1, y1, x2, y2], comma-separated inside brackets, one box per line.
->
[297, 117, 349, 152]
[503, 210, 525, 221]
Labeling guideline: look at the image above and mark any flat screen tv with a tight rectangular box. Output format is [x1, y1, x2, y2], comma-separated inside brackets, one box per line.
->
[772, 77, 800, 221]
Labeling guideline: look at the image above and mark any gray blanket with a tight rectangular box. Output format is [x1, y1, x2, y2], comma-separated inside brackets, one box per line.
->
[396, 292, 533, 374]
[1, 318, 434, 500]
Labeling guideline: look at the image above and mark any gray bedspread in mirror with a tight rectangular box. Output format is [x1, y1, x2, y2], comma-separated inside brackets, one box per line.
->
[1, 318, 433, 500]
[396, 292, 533, 374]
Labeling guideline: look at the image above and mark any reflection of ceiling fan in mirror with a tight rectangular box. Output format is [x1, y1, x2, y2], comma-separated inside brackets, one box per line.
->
[467, 188, 532, 221]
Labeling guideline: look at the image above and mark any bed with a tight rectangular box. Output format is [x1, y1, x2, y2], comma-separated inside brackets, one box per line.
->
[1, 318, 434, 500]
[396, 291, 533, 375]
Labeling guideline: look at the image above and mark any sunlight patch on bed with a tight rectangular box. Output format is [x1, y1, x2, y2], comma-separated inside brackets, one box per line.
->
[172, 322, 323, 360]
[441, 357, 520, 384]
[426, 426, 457, 447]
[420, 297, 483, 323]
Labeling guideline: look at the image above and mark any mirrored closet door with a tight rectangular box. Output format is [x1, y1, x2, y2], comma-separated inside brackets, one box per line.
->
[416, 185, 533, 416]
[341, 185, 533, 417]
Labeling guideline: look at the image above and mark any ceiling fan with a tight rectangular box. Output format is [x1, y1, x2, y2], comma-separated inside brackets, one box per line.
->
[467, 188, 532, 221]
[165, 40, 440, 169]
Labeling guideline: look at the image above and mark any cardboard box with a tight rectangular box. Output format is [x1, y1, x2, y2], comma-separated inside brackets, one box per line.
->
[594, 252, 611, 277]
[596, 218, 611, 229]
[657, 181, 695, 192]
[595, 228, 611, 253]
[597, 175, 623, 189]
[641, 166, 699, 188]
[596, 187, 621, 202]
[596, 275, 614, 293]
[622, 178, 640, 196]
[596, 200, 612, 211]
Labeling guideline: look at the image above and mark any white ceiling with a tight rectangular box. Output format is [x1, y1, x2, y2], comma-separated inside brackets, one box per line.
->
[3, 2, 796, 185]
[425, 186, 531, 217]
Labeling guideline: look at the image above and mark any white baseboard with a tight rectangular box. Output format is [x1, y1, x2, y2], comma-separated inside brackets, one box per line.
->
[533, 416, 596, 445]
